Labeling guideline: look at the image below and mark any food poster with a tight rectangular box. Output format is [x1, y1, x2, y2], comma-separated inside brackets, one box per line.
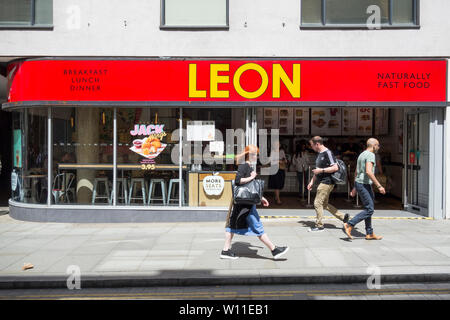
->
[278, 108, 293, 135]
[13, 129, 22, 168]
[293, 108, 310, 136]
[374, 108, 389, 136]
[187, 121, 203, 141]
[357, 108, 373, 136]
[202, 121, 215, 141]
[311, 108, 342, 136]
[209, 141, 224, 154]
[263, 108, 279, 132]
[397, 120, 403, 154]
[342, 108, 358, 136]
[256, 108, 264, 130]
[187, 121, 215, 141]
[129, 124, 167, 163]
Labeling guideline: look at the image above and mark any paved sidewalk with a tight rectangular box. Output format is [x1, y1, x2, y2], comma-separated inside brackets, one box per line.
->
[1, 211, 450, 289]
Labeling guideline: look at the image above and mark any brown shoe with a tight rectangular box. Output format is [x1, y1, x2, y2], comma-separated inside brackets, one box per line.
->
[366, 234, 383, 240]
[343, 223, 353, 239]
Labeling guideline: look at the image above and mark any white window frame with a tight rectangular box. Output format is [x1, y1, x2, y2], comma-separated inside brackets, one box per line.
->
[300, 0, 420, 29]
[160, 0, 229, 30]
[0, 0, 53, 29]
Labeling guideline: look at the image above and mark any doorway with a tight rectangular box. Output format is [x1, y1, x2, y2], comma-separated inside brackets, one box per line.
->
[405, 112, 429, 216]
[404, 108, 445, 219]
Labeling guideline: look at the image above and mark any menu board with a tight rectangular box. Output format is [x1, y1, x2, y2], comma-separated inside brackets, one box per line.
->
[293, 108, 310, 136]
[357, 108, 373, 136]
[263, 108, 279, 133]
[342, 108, 358, 136]
[278, 108, 294, 135]
[374, 108, 389, 136]
[311, 108, 342, 136]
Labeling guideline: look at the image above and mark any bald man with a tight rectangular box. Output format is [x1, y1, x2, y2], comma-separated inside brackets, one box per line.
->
[344, 138, 386, 240]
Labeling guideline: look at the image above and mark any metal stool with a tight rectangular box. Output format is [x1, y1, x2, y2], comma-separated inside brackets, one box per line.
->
[148, 179, 167, 206]
[111, 177, 129, 205]
[92, 177, 111, 204]
[64, 173, 76, 203]
[167, 179, 186, 205]
[128, 178, 147, 205]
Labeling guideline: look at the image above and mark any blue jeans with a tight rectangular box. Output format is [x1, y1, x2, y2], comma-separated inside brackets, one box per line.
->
[348, 182, 375, 235]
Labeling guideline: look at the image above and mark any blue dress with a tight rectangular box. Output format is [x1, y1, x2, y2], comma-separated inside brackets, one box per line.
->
[226, 204, 265, 236]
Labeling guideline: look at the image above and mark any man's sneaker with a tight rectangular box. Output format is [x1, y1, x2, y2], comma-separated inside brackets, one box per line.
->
[308, 227, 324, 232]
[272, 246, 289, 259]
[343, 214, 350, 223]
[220, 250, 238, 260]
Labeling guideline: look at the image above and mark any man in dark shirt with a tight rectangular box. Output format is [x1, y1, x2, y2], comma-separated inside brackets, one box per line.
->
[307, 136, 349, 232]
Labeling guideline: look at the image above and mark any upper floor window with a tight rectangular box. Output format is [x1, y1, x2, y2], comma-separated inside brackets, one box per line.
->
[0, 0, 53, 28]
[301, 0, 419, 28]
[161, 0, 229, 30]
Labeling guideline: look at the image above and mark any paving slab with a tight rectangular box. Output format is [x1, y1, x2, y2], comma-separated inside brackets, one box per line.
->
[1, 213, 450, 289]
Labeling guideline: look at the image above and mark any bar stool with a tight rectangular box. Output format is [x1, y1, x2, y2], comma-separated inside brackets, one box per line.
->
[148, 179, 167, 206]
[22, 175, 34, 203]
[92, 177, 111, 204]
[64, 173, 76, 203]
[111, 177, 129, 205]
[167, 179, 186, 205]
[128, 178, 147, 205]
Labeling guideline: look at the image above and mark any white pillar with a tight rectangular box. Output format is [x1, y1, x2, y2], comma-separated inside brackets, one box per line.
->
[445, 106, 450, 219]
[446, 59, 450, 220]
[75, 108, 100, 204]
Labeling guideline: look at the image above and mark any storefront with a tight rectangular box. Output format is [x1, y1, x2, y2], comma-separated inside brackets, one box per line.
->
[2, 58, 447, 222]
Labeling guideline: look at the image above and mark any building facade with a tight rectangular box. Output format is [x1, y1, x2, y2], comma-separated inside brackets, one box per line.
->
[0, 0, 449, 222]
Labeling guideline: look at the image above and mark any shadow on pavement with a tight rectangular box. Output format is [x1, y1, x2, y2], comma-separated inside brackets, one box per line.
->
[338, 225, 367, 240]
[297, 220, 341, 230]
[296, 219, 368, 239]
[231, 242, 287, 261]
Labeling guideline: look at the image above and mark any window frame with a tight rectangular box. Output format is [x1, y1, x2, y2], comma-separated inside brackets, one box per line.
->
[0, 0, 53, 30]
[160, 0, 229, 31]
[300, 0, 420, 30]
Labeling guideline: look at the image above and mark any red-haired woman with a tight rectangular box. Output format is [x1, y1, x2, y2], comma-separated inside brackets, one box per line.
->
[221, 145, 289, 260]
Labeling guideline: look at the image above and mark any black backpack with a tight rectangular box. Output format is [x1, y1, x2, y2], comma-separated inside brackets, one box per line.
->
[331, 159, 347, 185]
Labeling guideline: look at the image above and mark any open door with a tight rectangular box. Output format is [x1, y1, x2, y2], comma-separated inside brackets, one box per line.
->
[405, 111, 430, 216]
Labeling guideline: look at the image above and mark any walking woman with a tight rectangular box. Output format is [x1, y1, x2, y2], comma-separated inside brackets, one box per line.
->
[221, 145, 289, 260]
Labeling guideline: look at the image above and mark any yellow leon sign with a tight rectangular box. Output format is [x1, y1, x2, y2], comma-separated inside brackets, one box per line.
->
[189, 62, 301, 99]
